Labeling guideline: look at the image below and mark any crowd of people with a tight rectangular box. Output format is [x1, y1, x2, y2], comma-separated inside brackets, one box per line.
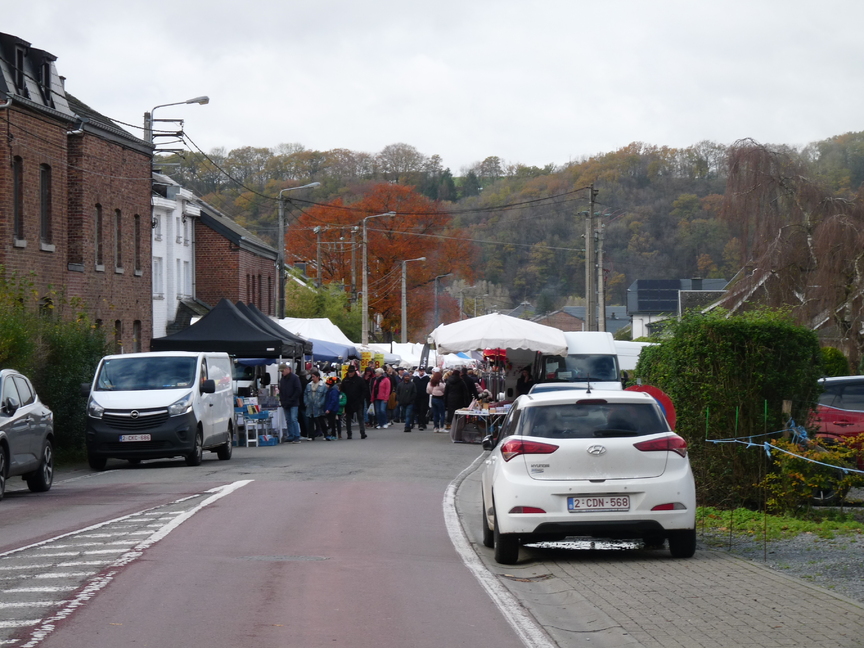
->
[275, 361, 486, 442]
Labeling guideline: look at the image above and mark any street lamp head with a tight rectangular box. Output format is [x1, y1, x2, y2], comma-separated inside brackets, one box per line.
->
[186, 96, 209, 105]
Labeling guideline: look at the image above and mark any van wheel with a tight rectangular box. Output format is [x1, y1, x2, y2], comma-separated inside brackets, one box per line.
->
[88, 454, 107, 471]
[26, 440, 54, 492]
[217, 425, 233, 461]
[186, 431, 204, 466]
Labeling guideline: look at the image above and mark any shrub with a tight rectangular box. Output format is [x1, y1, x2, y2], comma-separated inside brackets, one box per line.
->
[821, 346, 850, 377]
[634, 307, 824, 507]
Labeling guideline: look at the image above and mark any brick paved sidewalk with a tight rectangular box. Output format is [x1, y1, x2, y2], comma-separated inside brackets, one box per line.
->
[457, 469, 864, 648]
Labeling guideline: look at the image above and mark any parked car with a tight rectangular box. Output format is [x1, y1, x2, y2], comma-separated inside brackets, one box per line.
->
[811, 376, 864, 443]
[0, 369, 55, 501]
[480, 389, 696, 564]
[528, 383, 585, 394]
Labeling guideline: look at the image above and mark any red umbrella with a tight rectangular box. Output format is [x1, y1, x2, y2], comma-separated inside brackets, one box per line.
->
[625, 385, 676, 429]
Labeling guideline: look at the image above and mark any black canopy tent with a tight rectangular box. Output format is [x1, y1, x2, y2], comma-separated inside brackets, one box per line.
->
[150, 298, 304, 358]
[238, 302, 312, 356]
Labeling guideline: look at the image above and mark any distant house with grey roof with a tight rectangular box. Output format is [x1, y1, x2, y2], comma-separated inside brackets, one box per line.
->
[627, 278, 727, 338]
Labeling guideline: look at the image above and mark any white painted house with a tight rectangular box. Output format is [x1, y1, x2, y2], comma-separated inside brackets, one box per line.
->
[150, 172, 201, 338]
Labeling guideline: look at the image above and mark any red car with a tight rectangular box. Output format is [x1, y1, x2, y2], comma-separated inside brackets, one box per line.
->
[812, 376, 864, 443]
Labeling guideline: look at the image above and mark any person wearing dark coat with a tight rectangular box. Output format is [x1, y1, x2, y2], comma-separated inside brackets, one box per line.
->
[461, 367, 479, 404]
[277, 363, 302, 443]
[395, 373, 417, 433]
[516, 368, 535, 396]
[444, 370, 469, 428]
[341, 365, 370, 439]
[412, 367, 431, 430]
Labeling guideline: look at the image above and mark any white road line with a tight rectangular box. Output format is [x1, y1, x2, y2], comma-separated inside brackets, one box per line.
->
[0, 603, 57, 609]
[0, 565, 52, 572]
[27, 553, 78, 558]
[17, 480, 253, 648]
[0, 620, 40, 628]
[3, 587, 76, 593]
[443, 455, 556, 648]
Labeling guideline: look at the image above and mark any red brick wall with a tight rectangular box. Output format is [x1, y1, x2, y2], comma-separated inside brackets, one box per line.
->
[195, 222, 278, 315]
[0, 104, 152, 352]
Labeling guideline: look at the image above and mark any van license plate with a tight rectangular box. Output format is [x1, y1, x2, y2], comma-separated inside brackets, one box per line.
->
[568, 496, 630, 512]
[119, 434, 151, 442]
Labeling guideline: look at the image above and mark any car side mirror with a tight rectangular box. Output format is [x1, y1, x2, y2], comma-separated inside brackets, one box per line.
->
[201, 379, 216, 394]
[481, 434, 495, 451]
[261, 373, 271, 386]
[81, 382, 92, 397]
[2, 396, 20, 416]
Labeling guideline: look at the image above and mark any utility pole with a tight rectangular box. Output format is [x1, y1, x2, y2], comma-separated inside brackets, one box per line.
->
[314, 226, 323, 287]
[585, 184, 598, 331]
[350, 227, 358, 302]
[597, 221, 606, 332]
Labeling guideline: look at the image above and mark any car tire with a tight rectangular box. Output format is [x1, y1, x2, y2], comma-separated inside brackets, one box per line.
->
[481, 495, 494, 548]
[0, 447, 7, 501]
[216, 426, 233, 461]
[26, 439, 54, 493]
[185, 430, 204, 466]
[668, 529, 697, 558]
[88, 453, 107, 471]
[493, 502, 520, 565]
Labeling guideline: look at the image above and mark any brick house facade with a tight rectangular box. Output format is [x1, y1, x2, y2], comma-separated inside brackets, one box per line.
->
[194, 201, 278, 317]
[0, 32, 152, 352]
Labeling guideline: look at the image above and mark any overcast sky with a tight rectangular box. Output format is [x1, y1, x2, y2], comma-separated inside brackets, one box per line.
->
[7, 1, 863, 173]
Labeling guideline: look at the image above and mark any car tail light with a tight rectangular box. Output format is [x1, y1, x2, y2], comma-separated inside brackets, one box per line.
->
[509, 506, 546, 514]
[633, 434, 688, 458]
[651, 502, 688, 511]
[499, 438, 559, 462]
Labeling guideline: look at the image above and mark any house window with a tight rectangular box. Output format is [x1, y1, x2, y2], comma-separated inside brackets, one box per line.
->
[95, 204, 104, 267]
[153, 257, 164, 297]
[114, 209, 122, 270]
[175, 216, 182, 243]
[132, 320, 142, 353]
[13, 156, 24, 242]
[14, 48, 28, 97]
[39, 61, 53, 107]
[114, 320, 123, 354]
[251, 275, 256, 306]
[153, 214, 162, 241]
[134, 214, 141, 273]
[40, 164, 52, 245]
[176, 259, 182, 297]
[183, 260, 191, 297]
[183, 218, 189, 246]
[268, 276, 272, 314]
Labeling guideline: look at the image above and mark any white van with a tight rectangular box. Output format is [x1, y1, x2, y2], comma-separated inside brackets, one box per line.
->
[538, 331, 622, 391]
[82, 352, 235, 470]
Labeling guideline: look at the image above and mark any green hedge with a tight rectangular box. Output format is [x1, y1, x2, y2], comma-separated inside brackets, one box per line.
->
[633, 308, 823, 507]
[0, 270, 106, 456]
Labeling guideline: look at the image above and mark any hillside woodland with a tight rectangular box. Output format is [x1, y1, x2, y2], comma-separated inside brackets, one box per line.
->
[159, 132, 864, 353]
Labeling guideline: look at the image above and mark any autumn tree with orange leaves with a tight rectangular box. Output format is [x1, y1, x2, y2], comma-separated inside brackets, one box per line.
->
[285, 184, 474, 342]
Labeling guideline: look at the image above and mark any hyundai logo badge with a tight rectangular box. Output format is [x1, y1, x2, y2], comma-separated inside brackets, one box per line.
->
[587, 445, 606, 456]
[130, 410, 139, 419]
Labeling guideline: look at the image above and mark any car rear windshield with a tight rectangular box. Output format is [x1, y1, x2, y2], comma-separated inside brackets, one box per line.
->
[520, 402, 670, 438]
[818, 380, 864, 412]
[95, 357, 197, 391]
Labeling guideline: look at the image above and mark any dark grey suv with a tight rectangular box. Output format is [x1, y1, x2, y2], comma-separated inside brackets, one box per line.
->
[0, 369, 55, 500]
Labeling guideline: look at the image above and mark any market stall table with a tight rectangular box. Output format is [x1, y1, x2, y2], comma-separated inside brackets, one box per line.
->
[450, 408, 507, 444]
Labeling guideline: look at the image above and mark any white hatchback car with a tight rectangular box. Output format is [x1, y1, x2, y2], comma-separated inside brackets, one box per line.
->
[480, 389, 696, 564]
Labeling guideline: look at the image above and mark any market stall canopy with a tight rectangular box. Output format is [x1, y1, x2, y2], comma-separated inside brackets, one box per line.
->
[150, 298, 304, 358]
[239, 303, 313, 355]
[277, 317, 355, 346]
[429, 313, 568, 356]
[307, 337, 359, 363]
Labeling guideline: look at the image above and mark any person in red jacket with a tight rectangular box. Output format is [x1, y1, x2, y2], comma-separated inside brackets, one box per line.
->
[371, 367, 392, 429]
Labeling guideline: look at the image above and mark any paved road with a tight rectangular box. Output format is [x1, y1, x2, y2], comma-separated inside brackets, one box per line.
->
[3, 432, 864, 648]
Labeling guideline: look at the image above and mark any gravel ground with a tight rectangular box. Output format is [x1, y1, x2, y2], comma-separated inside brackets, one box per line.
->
[699, 492, 864, 605]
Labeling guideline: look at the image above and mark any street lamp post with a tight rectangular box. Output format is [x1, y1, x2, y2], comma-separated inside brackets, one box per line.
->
[433, 273, 452, 328]
[277, 182, 321, 316]
[401, 257, 426, 343]
[143, 95, 209, 143]
[361, 212, 397, 345]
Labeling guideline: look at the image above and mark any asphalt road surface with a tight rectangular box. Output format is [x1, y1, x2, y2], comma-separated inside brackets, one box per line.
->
[1, 431, 530, 648]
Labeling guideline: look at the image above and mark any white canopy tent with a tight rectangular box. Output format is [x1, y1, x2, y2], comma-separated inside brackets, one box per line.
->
[277, 317, 355, 346]
[429, 313, 568, 356]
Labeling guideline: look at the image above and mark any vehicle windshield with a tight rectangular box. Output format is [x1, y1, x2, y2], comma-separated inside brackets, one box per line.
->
[519, 402, 669, 439]
[542, 354, 619, 382]
[94, 357, 197, 391]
